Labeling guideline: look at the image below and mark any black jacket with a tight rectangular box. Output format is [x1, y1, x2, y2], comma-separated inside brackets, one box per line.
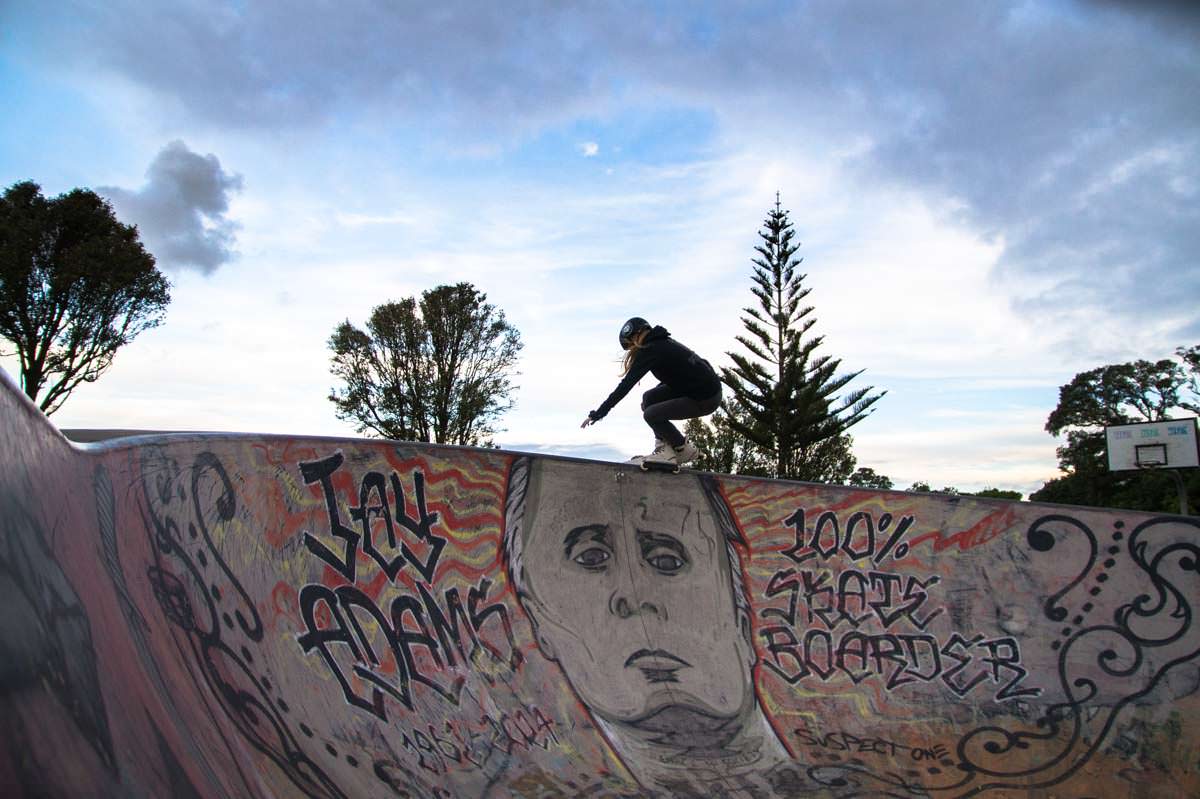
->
[589, 326, 721, 420]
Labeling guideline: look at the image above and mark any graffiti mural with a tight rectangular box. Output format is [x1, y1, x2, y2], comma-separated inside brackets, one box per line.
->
[0, 471, 117, 796]
[502, 457, 791, 796]
[2, 370, 1199, 797]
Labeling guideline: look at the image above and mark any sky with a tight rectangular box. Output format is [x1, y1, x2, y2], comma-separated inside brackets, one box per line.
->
[1, 0, 1197, 498]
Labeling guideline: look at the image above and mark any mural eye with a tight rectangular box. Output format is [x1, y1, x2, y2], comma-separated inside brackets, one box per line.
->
[573, 547, 610, 569]
[646, 552, 686, 574]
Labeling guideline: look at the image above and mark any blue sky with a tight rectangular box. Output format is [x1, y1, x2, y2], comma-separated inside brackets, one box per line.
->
[2, 0, 1197, 497]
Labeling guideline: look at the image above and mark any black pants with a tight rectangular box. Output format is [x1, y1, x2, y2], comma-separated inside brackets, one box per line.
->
[640, 383, 722, 448]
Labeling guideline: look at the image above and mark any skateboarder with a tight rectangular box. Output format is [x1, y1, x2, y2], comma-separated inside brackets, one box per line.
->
[580, 317, 722, 466]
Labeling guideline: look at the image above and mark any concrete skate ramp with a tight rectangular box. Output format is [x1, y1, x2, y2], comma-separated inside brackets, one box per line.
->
[3, 372, 1200, 798]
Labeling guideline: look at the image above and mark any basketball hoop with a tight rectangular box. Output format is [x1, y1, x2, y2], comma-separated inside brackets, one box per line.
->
[1135, 443, 1169, 469]
[1104, 419, 1197, 516]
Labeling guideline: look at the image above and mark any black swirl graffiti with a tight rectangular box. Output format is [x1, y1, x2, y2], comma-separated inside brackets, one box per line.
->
[1026, 515, 1098, 624]
[138, 447, 347, 799]
[778, 513, 1200, 799]
[951, 514, 1200, 796]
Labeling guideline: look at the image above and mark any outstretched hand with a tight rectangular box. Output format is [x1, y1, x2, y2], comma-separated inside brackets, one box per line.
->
[580, 415, 595, 428]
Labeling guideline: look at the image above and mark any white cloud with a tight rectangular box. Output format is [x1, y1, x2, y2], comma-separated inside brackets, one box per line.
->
[580, 141, 599, 157]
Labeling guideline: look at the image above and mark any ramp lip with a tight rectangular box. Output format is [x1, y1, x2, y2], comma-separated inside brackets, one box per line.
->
[0, 366, 74, 451]
[10, 367, 1184, 517]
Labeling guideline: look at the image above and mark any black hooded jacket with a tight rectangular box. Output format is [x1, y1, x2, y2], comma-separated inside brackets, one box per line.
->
[589, 326, 721, 420]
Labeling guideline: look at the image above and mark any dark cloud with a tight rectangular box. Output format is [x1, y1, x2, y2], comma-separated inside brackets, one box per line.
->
[20, 1, 612, 137]
[620, 1, 1199, 345]
[100, 141, 243, 275]
[22, 1, 1198, 334]
[816, 1, 1200, 343]
[1092, 0, 1200, 32]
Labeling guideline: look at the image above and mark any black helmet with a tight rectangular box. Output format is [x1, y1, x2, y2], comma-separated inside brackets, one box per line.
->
[619, 317, 651, 349]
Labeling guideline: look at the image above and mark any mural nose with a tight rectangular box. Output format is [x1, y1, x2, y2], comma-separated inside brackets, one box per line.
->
[609, 591, 633, 618]
[608, 591, 663, 619]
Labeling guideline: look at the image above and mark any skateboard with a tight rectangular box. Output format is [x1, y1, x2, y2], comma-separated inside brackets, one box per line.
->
[639, 458, 681, 474]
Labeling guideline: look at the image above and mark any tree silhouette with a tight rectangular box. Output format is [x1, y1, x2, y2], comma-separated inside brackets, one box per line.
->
[0, 181, 170, 414]
[721, 194, 884, 480]
[328, 283, 522, 445]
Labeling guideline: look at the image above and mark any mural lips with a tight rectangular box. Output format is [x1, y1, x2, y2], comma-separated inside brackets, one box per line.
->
[625, 648, 691, 683]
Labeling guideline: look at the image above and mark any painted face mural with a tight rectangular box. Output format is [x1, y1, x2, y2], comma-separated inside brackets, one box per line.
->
[512, 460, 754, 724]
[503, 457, 794, 791]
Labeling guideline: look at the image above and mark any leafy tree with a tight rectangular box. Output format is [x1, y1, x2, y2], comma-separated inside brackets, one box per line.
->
[807, 433, 858, 485]
[328, 283, 522, 446]
[848, 467, 893, 490]
[683, 408, 771, 476]
[721, 194, 885, 480]
[1177, 345, 1199, 415]
[907, 481, 960, 494]
[0, 180, 170, 414]
[904, 481, 1021, 500]
[972, 487, 1023, 501]
[1031, 348, 1199, 511]
[1044, 359, 1189, 440]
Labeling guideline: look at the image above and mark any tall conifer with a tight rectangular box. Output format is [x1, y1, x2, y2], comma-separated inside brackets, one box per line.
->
[722, 194, 885, 480]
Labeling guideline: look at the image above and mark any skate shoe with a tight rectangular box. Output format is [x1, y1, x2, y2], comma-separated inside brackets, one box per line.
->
[640, 439, 678, 466]
[629, 438, 667, 465]
[672, 441, 699, 466]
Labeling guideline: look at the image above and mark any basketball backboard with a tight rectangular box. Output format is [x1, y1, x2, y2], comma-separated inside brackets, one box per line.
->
[1106, 418, 1200, 472]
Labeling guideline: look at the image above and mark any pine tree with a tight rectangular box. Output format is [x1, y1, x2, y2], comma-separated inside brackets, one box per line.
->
[721, 194, 885, 480]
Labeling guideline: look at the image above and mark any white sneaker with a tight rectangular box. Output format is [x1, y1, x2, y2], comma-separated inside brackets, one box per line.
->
[630, 438, 666, 464]
[641, 439, 677, 465]
[673, 441, 699, 466]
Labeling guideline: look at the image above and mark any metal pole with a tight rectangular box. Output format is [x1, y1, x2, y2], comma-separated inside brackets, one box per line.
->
[1170, 469, 1190, 516]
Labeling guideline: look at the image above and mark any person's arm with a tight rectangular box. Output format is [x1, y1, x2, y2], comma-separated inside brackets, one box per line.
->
[586, 350, 655, 423]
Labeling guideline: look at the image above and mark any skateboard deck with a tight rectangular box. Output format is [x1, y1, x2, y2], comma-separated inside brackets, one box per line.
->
[639, 458, 681, 474]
